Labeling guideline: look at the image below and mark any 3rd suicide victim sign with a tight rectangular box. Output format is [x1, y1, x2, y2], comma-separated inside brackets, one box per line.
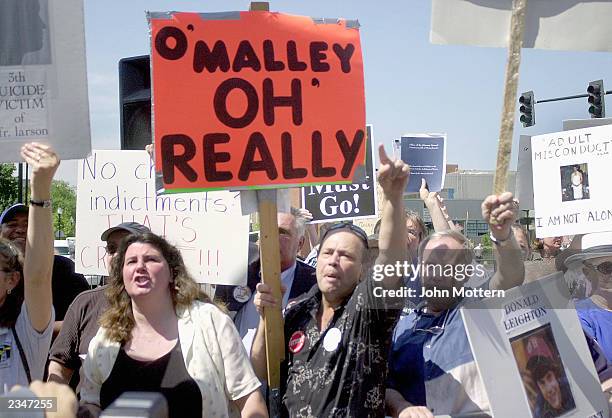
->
[531, 124, 612, 238]
[148, 11, 365, 191]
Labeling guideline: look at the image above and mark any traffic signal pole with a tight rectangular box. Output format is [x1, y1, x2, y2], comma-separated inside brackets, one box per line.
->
[519, 84, 611, 127]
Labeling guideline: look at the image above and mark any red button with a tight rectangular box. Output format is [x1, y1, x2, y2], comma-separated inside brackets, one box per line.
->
[288, 331, 306, 354]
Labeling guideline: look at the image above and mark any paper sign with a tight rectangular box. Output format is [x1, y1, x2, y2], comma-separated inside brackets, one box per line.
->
[75, 150, 249, 285]
[0, 0, 90, 162]
[148, 11, 366, 192]
[461, 274, 608, 418]
[531, 125, 612, 238]
[399, 134, 446, 193]
[301, 124, 377, 223]
[431, 0, 612, 52]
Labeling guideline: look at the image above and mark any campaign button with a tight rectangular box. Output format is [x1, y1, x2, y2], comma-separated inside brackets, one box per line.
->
[288, 331, 306, 354]
[323, 327, 342, 352]
[233, 286, 252, 303]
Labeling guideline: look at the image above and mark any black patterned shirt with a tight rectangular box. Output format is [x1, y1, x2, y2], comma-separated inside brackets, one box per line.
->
[280, 273, 401, 418]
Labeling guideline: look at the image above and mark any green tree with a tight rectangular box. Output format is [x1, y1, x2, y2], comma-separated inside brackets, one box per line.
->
[51, 180, 77, 238]
[0, 163, 18, 210]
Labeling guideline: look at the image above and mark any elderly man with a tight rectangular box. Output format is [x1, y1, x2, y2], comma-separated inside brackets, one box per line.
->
[0, 203, 89, 329]
[47, 222, 150, 391]
[386, 193, 525, 418]
[216, 207, 317, 352]
[252, 145, 409, 417]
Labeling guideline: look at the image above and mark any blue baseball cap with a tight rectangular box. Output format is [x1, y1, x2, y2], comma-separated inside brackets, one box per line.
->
[0, 203, 28, 225]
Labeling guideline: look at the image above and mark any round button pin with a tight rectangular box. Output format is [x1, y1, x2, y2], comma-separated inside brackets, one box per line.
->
[233, 286, 252, 303]
[288, 331, 306, 354]
[323, 327, 342, 352]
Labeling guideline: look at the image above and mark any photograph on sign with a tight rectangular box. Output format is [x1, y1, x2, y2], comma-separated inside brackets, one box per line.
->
[148, 11, 365, 192]
[0, 0, 91, 162]
[531, 124, 612, 238]
[461, 275, 608, 418]
[560, 163, 589, 202]
[301, 124, 377, 223]
[431, 0, 612, 52]
[0, 0, 51, 66]
[76, 150, 249, 285]
[510, 323, 576, 418]
[398, 134, 446, 193]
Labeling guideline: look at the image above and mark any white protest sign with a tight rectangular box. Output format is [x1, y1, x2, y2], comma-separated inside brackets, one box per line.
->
[76, 150, 249, 285]
[0, 0, 90, 162]
[431, 0, 612, 52]
[462, 274, 608, 418]
[531, 124, 612, 238]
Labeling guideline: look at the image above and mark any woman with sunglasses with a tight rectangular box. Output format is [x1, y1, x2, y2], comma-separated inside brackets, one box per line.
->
[566, 232, 612, 364]
[80, 232, 267, 418]
[0, 143, 58, 391]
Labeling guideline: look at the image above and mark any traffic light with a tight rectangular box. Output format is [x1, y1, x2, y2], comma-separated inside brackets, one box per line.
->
[518, 91, 535, 127]
[587, 80, 605, 118]
[119, 55, 151, 150]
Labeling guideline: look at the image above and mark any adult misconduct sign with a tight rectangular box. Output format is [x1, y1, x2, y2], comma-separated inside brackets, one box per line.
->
[148, 11, 366, 192]
[531, 124, 612, 238]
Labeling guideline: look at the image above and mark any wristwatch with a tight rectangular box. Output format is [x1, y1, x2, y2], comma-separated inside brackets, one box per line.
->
[30, 199, 52, 208]
[489, 230, 513, 245]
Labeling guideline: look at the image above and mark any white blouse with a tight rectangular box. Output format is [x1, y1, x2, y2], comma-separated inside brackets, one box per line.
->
[81, 301, 261, 417]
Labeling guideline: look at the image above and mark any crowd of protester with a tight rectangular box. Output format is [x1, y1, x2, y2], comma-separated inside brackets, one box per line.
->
[0, 143, 610, 418]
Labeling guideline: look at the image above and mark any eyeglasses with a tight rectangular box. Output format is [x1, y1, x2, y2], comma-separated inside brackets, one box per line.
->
[586, 261, 612, 275]
[413, 309, 450, 335]
[319, 221, 369, 250]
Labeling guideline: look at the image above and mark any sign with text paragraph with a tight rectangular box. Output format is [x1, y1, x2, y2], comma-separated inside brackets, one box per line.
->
[0, 0, 90, 162]
[531, 125, 612, 238]
[76, 150, 249, 284]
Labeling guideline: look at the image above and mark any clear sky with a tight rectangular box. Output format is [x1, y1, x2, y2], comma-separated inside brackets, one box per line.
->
[55, 0, 612, 184]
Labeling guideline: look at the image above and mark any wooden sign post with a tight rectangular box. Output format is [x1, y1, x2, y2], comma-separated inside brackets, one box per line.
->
[256, 191, 284, 415]
[248, 5, 283, 416]
[493, 0, 528, 194]
[149, 2, 366, 414]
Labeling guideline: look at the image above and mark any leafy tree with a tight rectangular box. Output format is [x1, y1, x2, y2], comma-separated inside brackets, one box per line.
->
[0, 163, 18, 210]
[51, 180, 76, 238]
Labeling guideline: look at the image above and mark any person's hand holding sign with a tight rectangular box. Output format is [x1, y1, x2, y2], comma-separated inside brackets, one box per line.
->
[21, 142, 60, 193]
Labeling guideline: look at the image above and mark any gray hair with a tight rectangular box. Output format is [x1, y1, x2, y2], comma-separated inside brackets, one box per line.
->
[417, 229, 473, 265]
[290, 207, 306, 238]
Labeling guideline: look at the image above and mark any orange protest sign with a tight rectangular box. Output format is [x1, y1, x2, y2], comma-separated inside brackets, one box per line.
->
[149, 11, 365, 192]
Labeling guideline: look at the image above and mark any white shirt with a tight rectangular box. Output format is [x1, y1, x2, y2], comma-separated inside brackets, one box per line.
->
[0, 304, 54, 393]
[235, 262, 297, 354]
[572, 184, 583, 199]
[81, 302, 260, 418]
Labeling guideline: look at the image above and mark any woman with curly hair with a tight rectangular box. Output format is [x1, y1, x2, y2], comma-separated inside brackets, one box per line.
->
[80, 233, 267, 418]
[0, 143, 58, 391]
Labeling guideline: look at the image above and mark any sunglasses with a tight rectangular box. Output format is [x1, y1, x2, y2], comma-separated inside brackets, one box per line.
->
[586, 261, 612, 275]
[319, 221, 369, 250]
[413, 309, 450, 335]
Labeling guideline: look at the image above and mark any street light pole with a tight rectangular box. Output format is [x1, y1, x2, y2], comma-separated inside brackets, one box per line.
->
[57, 207, 63, 239]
